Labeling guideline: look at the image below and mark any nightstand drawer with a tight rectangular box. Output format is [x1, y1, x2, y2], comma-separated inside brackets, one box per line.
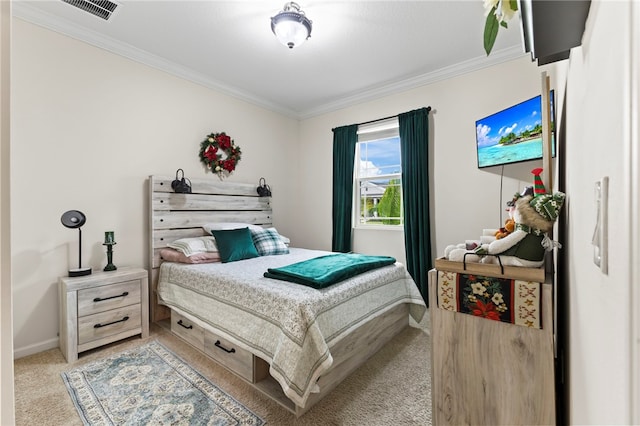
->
[171, 311, 205, 352]
[78, 304, 142, 345]
[204, 331, 253, 382]
[78, 280, 141, 317]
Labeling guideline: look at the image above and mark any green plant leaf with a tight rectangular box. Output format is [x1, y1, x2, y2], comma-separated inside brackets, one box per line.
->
[509, 0, 518, 11]
[377, 179, 402, 226]
[500, 21, 508, 29]
[483, 6, 499, 55]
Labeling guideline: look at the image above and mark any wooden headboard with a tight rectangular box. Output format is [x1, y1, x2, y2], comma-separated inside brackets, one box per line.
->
[148, 175, 272, 322]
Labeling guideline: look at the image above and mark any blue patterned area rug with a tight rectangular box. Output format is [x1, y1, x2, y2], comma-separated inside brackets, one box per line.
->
[61, 340, 265, 425]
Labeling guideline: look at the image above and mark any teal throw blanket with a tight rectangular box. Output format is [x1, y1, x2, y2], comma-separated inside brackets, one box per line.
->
[264, 253, 396, 289]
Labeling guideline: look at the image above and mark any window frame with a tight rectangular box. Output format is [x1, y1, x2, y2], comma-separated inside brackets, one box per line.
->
[353, 119, 403, 230]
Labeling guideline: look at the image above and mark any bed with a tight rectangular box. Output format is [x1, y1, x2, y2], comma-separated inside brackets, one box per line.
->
[148, 175, 426, 416]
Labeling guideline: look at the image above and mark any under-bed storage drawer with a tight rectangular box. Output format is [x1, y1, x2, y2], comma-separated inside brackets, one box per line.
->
[204, 331, 254, 382]
[171, 311, 205, 352]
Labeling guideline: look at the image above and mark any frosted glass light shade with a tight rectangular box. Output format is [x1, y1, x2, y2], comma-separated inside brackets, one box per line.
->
[271, 2, 312, 49]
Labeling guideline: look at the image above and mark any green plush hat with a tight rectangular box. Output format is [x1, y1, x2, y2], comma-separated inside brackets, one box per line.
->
[530, 191, 566, 221]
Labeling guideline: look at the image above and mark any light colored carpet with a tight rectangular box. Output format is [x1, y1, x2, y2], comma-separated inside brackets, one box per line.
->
[14, 311, 432, 425]
[62, 340, 265, 425]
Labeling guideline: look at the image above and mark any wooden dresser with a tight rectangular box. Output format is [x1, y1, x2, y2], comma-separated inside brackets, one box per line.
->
[428, 268, 556, 425]
[59, 267, 149, 362]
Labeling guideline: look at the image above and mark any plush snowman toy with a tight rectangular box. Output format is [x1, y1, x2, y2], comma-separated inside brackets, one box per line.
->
[444, 169, 565, 268]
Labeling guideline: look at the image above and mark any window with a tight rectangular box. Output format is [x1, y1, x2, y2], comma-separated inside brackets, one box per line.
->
[354, 118, 403, 228]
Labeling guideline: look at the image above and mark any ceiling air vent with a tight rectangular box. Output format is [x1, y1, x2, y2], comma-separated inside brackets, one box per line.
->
[61, 0, 119, 21]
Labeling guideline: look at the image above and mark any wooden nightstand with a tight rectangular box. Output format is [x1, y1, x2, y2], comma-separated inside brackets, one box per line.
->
[58, 267, 149, 362]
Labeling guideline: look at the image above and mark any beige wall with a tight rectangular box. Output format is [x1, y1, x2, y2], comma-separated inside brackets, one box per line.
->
[12, 18, 561, 356]
[1, 0, 14, 424]
[11, 19, 564, 356]
[11, 19, 299, 356]
[563, 0, 636, 423]
[10, 3, 638, 423]
[297, 56, 559, 264]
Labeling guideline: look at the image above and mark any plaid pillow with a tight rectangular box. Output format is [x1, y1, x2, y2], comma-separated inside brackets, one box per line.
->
[250, 228, 290, 256]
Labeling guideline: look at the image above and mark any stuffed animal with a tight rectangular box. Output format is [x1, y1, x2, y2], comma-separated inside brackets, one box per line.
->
[495, 218, 515, 239]
[444, 169, 565, 268]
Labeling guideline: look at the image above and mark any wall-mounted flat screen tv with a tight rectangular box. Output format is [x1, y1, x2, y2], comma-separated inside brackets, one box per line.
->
[475, 91, 555, 168]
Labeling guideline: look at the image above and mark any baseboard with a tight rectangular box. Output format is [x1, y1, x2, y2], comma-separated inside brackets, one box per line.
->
[14, 337, 59, 359]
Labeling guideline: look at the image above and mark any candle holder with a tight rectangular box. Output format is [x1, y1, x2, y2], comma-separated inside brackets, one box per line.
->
[103, 231, 117, 272]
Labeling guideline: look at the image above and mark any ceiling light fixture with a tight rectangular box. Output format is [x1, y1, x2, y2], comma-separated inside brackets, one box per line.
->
[271, 2, 312, 49]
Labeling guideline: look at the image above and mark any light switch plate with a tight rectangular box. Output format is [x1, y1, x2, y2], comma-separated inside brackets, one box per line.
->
[591, 177, 609, 274]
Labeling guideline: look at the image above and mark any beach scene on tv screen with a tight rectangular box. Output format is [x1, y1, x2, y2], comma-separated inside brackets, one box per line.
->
[475, 93, 554, 168]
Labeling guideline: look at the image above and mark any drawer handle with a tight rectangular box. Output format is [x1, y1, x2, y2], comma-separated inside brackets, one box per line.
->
[214, 340, 236, 354]
[94, 316, 129, 328]
[93, 291, 129, 302]
[177, 319, 193, 329]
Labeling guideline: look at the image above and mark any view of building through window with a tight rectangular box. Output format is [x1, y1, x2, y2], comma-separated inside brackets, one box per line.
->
[354, 134, 403, 226]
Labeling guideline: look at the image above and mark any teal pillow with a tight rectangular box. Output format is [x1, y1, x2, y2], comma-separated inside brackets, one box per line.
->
[210, 227, 259, 263]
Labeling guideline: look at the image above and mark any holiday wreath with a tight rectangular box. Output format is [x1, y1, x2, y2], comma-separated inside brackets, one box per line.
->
[198, 132, 242, 178]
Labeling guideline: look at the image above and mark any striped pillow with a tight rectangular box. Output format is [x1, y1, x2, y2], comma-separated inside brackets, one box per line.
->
[250, 228, 290, 256]
[167, 236, 218, 257]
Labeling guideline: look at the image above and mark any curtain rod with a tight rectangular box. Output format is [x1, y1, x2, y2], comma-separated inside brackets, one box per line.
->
[332, 106, 432, 131]
[343, 106, 432, 129]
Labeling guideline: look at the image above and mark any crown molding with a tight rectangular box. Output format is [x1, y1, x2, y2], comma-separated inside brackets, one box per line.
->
[13, 2, 527, 121]
[297, 46, 528, 119]
[12, 2, 299, 118]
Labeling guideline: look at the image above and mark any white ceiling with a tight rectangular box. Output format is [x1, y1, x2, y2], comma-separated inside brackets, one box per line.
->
[13, 0, 527, 119]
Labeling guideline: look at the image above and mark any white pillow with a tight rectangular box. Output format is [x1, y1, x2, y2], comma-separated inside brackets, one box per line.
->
[202, 222, 264, 234]
[167, 236, 218, 257]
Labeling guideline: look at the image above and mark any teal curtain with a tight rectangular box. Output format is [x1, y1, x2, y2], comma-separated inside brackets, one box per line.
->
[399, 107, 431, 303]
[331, 124, 358, 252]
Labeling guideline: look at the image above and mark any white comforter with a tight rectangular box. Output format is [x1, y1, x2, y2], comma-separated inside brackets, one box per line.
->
[157, 247, 426, 407]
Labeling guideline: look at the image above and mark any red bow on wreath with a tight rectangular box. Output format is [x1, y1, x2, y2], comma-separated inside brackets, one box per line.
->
[198, 132, 242, 179]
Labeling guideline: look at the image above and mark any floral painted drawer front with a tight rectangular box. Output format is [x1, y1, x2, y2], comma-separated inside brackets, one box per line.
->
[437, 270, 542, 329]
